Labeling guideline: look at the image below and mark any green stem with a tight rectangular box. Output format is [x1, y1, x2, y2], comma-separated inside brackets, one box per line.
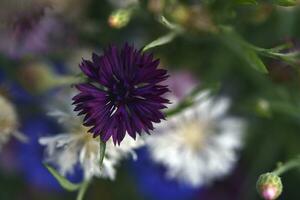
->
[273, 157, 300, 176]
[99, 139, 106, 168]
[56, 76, 84, 86]
[165, 82, 220, 117]
[76, 181, 91, 200]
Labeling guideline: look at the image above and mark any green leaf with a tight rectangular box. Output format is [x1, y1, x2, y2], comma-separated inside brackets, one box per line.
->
[273, 0, 297, 6]
[143, 32, 177, 52]
[44, 164, 82, 191]
[159, 16, 179, 30]
[243, 48, 268, 74]
[219, 26, 268, 73]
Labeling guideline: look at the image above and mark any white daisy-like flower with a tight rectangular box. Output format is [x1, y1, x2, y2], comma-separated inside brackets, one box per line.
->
[39, 91, 144, 181]
[146, 91, 246, 187]
[0, 93, 26, 149]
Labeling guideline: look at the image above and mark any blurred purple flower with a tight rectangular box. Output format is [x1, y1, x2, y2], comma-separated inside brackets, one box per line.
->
[165, 70, 198, 105]
[0, 14, 71, 59]
[73, 44, 170, 145]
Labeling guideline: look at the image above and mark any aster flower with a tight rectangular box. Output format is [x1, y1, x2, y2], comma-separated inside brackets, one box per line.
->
[0, 93, 26, 149]
[146, 91, 246, 187]
[39, 91, 144, 180]
[72, 44, 169, 145]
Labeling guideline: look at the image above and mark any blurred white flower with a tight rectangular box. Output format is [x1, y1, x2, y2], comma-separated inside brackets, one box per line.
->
[146, 91, 246, 187]
[39, 90, 144, 181]
[0, 93, 26, 149]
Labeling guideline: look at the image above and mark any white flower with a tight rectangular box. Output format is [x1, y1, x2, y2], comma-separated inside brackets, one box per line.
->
[0, 94, 26, 149]
[39, 91, 144, 181]
[146, 91, 246, 187]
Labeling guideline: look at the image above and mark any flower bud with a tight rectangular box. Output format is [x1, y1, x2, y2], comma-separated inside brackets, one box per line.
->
[108, 9, 132, 29]
[255, 98, 271, 117]
[19, 62, 78, 94]
[256, 173, 283, 200]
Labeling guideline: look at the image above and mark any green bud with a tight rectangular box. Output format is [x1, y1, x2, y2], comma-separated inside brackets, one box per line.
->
[108, 9, 132, 29]
[255, 98, 271, 118]
[256, 173, 283, 200]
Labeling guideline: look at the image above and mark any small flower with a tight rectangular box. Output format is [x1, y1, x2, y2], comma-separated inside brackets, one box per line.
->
[72, 44, 170, 145]
[256, 173, 283, 200]
[146, 91, 245, 187]
[0, 93, 26, 149]
[39, 92, 144, 180]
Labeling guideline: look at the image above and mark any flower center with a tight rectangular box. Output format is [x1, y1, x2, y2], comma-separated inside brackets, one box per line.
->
[178, 119, 210, 152]
[110, 81, 132, 105]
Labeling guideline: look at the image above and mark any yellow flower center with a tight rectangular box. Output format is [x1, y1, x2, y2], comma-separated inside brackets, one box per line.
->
[178, 119, 209, 151]
[0, 96, 17, 136]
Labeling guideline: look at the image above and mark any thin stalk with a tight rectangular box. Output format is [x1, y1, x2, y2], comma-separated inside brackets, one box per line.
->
[273, 157, 300, 176]
[76, 181, 91, 200]
[99, 139, 106, 168]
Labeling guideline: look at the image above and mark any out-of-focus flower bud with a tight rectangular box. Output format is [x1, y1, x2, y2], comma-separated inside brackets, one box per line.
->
[18, 62, 79, 94]
[171, 5, 190, 25]
[256, 173, 283, 200]
[250, 4, 274, 24]
[18, 62, 57, 93]
[255, 99, 271, 117]
[169, 5, 217, 33]
[108, 8, 133, 29]
[148, 0, 165, 14]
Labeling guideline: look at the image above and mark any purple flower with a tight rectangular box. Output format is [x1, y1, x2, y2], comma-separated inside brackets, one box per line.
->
[72, 44, 170, 145]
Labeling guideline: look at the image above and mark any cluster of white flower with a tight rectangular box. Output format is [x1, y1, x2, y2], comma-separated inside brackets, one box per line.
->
[40, 87, 246, 187]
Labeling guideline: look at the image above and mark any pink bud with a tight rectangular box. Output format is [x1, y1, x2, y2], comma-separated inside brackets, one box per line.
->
[262, 186, 277, 200]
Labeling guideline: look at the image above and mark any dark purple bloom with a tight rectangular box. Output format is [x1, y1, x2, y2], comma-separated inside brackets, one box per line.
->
[72, 44, 170, 145]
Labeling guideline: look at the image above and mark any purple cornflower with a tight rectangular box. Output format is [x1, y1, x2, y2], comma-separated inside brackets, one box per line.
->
[72, 44, 170, 145]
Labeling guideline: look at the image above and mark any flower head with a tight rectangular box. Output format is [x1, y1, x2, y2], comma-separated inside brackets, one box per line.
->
[40, 90, 144, 180]
[146, 91, 245, 187]
[72, 44, 169, 145]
